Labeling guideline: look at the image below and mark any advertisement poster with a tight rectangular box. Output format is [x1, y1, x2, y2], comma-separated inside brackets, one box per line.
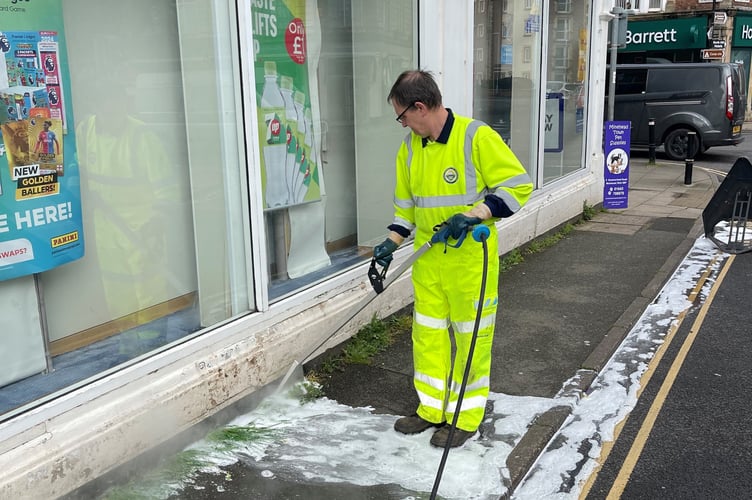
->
[0, 3, 84, 281]
[604, 121, 630, 209]
[544, 93, 563, 153]
[252, 0, 321, 210]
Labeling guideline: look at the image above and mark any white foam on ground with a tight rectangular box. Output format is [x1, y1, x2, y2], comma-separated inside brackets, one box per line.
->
[109, 229, 739, 499]
[512, 232, 729, 498]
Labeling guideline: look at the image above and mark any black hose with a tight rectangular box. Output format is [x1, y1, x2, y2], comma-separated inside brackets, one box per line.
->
[429, 232, 489, 499]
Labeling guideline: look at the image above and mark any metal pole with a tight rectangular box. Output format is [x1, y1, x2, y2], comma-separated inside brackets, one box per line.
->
[684, 131, 696, 185]
[34, 273, 54, 373]
[607, 10, 622, 122]
[648, 118, 656, 165]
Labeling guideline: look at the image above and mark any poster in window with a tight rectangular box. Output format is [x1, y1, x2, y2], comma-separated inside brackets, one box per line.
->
[0, 3, 84, 282]
[252, 0, 322, 210]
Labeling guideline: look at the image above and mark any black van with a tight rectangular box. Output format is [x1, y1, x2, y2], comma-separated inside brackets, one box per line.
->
[608, 63, 746, 160]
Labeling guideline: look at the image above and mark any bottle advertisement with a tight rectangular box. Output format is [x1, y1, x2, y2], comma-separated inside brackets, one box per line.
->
[252, 0, 321, 210]
[0, 1, 83, 282]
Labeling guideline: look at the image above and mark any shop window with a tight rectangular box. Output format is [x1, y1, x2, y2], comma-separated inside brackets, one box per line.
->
[555, 18, 570, 41]
[542, 0, 590, 185]
[0, 0, 250, 417]
[253, 1, 416, 301]
[473, 0, 541, 180]
[556, 0, 572, 14]
[0, 0, 417, 421]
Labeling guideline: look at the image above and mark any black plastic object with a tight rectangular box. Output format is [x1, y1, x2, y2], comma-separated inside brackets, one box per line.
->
[367, 258, 387, 294]
[702, 156, 752, 254]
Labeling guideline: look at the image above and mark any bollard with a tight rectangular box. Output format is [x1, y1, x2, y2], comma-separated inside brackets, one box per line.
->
[648, 118, 656, 165]
[684, 131, 696, 185]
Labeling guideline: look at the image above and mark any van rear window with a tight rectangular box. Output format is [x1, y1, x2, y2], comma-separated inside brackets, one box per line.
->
[647, 68, 718, 92]
[612, 69, 647, 94]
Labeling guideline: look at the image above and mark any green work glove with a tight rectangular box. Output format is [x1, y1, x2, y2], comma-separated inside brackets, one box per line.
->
[447, 214, 482, 239]
[373, 238, 399, 266]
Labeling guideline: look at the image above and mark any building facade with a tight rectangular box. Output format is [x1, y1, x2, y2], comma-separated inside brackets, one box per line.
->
[616, 0, 752, 116]
[0, 1, 613, 497]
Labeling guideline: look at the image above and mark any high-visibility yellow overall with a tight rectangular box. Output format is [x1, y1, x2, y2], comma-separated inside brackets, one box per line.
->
[78, 115, 178, 357]
[390, 112, 532, 431]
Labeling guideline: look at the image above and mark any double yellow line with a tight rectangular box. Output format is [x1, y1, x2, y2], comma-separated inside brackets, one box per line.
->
[580, 254, 734, 499]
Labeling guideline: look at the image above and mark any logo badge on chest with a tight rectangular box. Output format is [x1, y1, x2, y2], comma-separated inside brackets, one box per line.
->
[443, 167, 458, 184]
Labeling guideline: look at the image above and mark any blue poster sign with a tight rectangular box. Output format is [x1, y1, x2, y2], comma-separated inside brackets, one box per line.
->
[604, 121, 630, 209]
[501, 45, 513, 65]
[0, 3, 83, 282]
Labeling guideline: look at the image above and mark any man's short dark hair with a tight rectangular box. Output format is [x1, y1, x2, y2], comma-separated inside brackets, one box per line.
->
[387, 69, 443, 110]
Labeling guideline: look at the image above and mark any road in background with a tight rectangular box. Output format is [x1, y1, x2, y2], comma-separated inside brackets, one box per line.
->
[632, 128, 752, 174]
[583, 251, 752, 500]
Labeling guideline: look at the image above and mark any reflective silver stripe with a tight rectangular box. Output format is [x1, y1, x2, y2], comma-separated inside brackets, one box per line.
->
[415, 192, 484, 208]
[390, 215, 415, 232]
[490, 172, 533, 213]
[417, 390, 445, 411]
[452, 313, 496, 335]
[415, 371, 446, 391]
[446, 395, 487, 413]
[464, 120, 483, 195]
[450, 376, 490, 395]
[412, 119, 485, 209]
[404, 134, 413, 170]
[490, 171, 533, 190]
[415, 311, 449, 330]
[492, 189, 523, 213]
[394, 197, 414, 209]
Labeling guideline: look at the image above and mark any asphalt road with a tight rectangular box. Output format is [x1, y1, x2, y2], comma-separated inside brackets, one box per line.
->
[583, 252, 752, 500]
[632, 128, 752, 174]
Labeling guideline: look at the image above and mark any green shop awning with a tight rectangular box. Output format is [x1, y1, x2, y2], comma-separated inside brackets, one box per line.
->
[620, 17, 706, 52]
[733, 14, 752, 47]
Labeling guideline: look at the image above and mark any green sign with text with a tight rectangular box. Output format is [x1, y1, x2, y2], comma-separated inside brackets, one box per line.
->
[733, 14, 752, 47]
[620, 17, 706, 52]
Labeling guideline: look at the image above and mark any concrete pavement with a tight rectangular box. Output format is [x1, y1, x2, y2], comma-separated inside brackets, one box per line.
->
[316, 154, 721, 496]
[66, 155, 725, 499]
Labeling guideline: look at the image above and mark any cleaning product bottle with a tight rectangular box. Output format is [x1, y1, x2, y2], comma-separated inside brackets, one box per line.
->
[259, 61, 287, 208]
[280, 75, 298, 203]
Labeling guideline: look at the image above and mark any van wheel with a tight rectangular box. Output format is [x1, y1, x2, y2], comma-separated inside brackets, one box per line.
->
[664, 128, 701, 161]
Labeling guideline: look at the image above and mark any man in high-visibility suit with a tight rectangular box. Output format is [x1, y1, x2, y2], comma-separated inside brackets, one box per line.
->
[374, 70, 533, 448]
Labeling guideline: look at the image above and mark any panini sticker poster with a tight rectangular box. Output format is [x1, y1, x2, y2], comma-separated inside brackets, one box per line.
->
[0, 3, 83, 282]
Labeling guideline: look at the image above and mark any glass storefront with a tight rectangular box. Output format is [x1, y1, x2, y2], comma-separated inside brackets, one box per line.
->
[258, 0, 417, 301]
[0, 0, 593, 424]
[0, 0, 416, 419]
[473, 0, 590, 186]
[0, 3, 610, 496]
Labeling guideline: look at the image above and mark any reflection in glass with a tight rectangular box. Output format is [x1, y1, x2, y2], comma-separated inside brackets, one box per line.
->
[252, 1, 416, 301]
[542, 0, 589, 184]
[473, 0, 541, 182]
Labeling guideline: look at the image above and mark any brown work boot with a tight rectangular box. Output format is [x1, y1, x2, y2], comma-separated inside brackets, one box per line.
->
[430, 426, 476, 448]
[394, 413, 445, 435]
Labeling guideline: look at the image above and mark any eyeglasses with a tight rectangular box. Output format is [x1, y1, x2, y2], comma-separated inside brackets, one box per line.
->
[395, 101, 417, 123]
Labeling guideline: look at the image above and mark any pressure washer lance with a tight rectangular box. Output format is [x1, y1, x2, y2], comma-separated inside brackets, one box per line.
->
[430, 224, 491, 500]
[276, 221, 471, 393]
